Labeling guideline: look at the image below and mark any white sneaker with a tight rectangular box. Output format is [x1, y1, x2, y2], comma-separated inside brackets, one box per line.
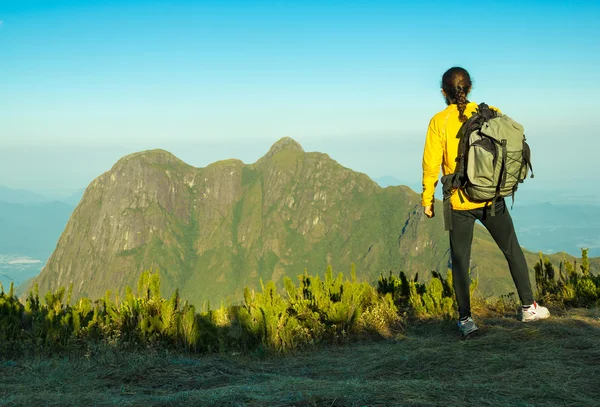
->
[458, 316, 480, 337]
[521, 302, 550, 322]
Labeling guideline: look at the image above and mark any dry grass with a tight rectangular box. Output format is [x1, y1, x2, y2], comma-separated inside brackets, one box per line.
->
[1, 307, 599, 407]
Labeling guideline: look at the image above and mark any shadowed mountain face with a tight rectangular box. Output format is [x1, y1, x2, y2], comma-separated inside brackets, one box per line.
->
[32, 137, 576, 305]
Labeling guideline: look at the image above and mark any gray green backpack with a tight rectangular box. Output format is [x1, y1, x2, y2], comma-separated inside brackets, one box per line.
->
[441, 103, 534, 230]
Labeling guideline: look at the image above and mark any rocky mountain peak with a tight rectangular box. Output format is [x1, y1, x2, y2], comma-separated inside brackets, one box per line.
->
[265, 137, 304, 156]
[112, 149, 184, 169]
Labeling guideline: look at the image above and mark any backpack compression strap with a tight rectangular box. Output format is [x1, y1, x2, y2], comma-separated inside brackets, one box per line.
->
[490, 139, 508, 217]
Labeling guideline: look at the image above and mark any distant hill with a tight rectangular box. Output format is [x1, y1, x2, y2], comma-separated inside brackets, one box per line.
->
[374, 176, 404, 188]
[0, 201, 73, 291]
[374, 176, 421, 192]
[510, 202, 600, 257]
[60, 189, 85, 207]
[0, 186, 50, 204]
[31, 138, 592, 305]
[0, 185, 85, 207]
[0, 201, 74, 261]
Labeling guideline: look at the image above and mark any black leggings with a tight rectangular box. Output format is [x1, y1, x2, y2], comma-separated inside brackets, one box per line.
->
[450, 199, 534, 319]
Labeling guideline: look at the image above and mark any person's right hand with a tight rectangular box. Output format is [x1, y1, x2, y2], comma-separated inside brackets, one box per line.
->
[424, 205, 435, 218]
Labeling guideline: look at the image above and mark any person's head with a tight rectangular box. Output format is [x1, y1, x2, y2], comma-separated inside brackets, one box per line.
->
[441, 67, 472, 122]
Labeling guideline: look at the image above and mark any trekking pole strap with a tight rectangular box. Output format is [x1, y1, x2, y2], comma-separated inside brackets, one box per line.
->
[443, 199, 452, 231]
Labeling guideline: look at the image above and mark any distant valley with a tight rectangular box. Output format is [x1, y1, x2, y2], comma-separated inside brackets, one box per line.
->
[0, 255, 44, 291]
[511, 202, 600, 258]
[0, 193, 76, 290]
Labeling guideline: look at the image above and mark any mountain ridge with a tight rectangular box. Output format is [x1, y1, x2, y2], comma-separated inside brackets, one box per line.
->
[30, 137, 592, 305]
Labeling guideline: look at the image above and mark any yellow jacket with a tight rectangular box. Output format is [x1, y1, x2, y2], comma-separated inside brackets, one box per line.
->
[421, 102, 500, 211]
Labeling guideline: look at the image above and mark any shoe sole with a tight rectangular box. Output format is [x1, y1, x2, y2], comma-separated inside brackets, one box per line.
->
[521, 315, 550, 324]
[521, 314, 550, 323]
[460, 328, 480, 339]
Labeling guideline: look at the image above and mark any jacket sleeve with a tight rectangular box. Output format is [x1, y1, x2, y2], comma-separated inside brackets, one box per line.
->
[421, 117, 443, 207]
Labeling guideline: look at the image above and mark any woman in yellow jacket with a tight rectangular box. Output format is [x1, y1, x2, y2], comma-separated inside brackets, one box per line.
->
[422, 67, 549, 337]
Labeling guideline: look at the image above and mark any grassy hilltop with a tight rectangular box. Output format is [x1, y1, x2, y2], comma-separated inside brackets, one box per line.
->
[1, 309, 598, 407]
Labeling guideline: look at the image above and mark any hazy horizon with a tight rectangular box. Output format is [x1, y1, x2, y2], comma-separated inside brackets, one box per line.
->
[0, 134, 595, 204]
[1, 1, 599, 193]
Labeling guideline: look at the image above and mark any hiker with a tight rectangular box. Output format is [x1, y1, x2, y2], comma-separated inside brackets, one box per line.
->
[421, 67, 550, 336]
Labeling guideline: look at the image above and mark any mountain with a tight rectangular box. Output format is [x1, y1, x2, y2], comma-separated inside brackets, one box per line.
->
[30, 138, 589, 305]
[0, 186, 50, 204]
[374, 176, 421, 192]
[374, 176, 404, 188]
[60, 189, 85, 207]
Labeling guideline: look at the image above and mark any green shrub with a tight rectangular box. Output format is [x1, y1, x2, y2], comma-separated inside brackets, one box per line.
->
[535, 248, 600, 308]
[0, 265, 406, 357]
[377, 269, 477, 320]
[1, 252, 597, 359]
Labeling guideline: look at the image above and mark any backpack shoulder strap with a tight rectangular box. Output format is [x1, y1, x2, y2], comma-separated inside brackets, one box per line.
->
[454, 108, 484, 173]
[477, 102, 498, 121]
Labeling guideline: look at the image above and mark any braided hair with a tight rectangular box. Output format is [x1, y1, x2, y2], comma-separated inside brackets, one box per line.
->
[441, 67, 472, 123]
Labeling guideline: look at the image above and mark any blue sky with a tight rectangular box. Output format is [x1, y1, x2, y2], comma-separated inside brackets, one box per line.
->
[1, 0, 599, 195]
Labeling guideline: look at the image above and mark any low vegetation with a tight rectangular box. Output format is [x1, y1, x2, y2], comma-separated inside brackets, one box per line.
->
[1, 250, 599, 358]
[1, 249, 599, 406]
[534, 248, 600, 307]
[1, 264, 402, 358]
[1, 309, 598, 406]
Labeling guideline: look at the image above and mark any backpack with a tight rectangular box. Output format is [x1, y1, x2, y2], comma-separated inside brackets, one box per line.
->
[441, 103, 534, 231]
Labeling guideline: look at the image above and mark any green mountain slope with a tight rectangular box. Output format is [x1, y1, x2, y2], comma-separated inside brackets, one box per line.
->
[31, 138, 586, 305]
